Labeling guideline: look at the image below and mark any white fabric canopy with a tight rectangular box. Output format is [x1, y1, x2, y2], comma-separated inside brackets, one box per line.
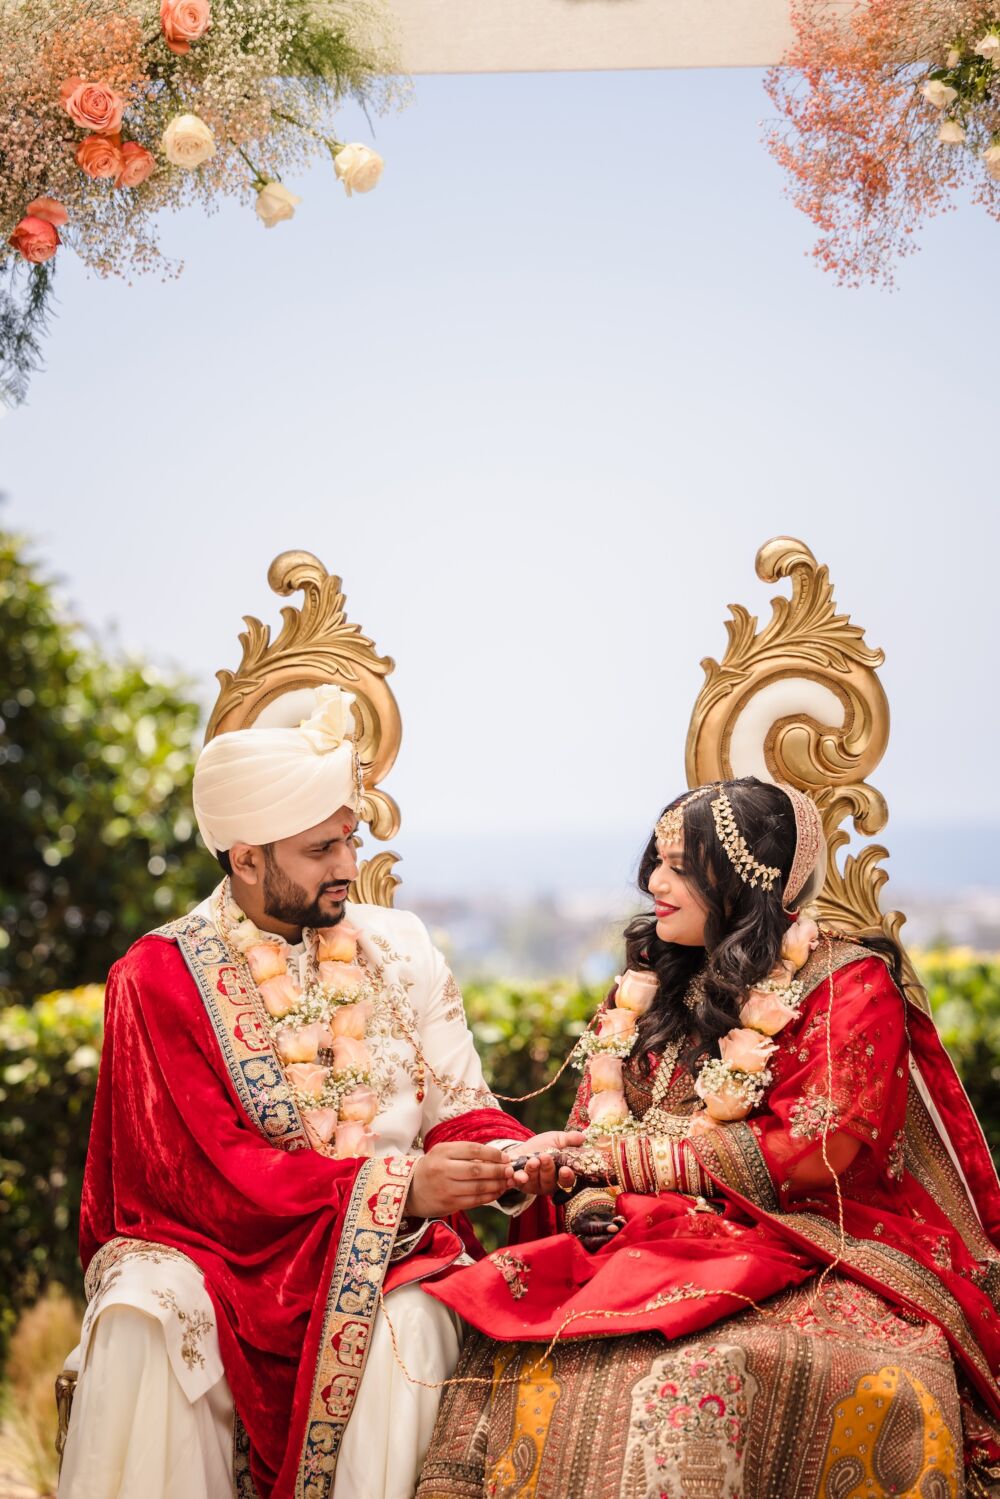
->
[390, 0, 794, 73]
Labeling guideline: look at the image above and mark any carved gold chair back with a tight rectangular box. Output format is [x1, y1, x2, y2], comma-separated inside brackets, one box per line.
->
[685, 535, 925, 1010]
[205, 550, 403, 907]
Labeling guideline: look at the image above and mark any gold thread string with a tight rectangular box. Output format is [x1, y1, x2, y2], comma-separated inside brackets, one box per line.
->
[807, 935, 848, 1310]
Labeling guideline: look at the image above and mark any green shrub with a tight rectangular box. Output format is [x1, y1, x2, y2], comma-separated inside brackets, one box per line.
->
[3, 953, 999, 1354]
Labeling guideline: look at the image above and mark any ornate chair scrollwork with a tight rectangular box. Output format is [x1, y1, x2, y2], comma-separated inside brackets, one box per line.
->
[206, 549, 404, 907]
[685, 535, 925, 1010]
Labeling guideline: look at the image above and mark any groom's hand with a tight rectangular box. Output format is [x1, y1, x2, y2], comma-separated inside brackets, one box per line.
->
[506, 1131, 585, 1195]
[406, 1143, 515, 1218]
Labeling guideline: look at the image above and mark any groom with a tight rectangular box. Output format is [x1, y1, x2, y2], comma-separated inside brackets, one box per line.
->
[60, 685, 578, 1499]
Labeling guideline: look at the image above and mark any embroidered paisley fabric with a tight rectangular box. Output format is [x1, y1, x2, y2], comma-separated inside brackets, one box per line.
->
[424, 946, 1000, 1473]
[417, 1276, 963, 1499]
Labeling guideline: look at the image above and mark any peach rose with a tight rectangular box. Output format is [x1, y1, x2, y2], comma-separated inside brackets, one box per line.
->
[331, 1036, 370, 1074]
[339, 1085, 379, 1124]
[331, 1001, 370, 1040]
[25, 197, 68, 227]
[740, 989, 799, 1036]
[160, 0, 211, 54]
[116, 142, 156, 188]
[274, 1020, 331, 1064]
[718, 1027, 776, 1074]
[616, 969, 659, 1015]
[9, 216, 59, 264]
[302, 1107, 338, 1146]
[701, 1085, 752, 1122]
[60, 77, 125, 134]
[246, 942, 287, 984]
[317, 960, 365, 994]
[285, 1062, 328, 1099]
[596, 1007, 636, 1040]
[781, 917, 819, 971]
[589, 1054, 624, 1093]
[316, 923, 360, 963]
[257, 974, 299, 1019]
[587, 1089, 629, 1127]
[335, 1122, 374, 1157]
[75, 135, 124, 180]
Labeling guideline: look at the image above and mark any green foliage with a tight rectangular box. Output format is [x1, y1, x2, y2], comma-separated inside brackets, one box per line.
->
[0, 987, 102, 1356]
[4, 953, 1000, 1356]
[0, 526, 217, 1004]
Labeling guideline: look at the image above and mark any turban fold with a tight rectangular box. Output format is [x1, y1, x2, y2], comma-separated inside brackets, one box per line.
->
[193, 686, 360, 856]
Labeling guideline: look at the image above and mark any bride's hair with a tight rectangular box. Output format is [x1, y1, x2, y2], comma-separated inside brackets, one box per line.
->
[623, 776, 903, 1068]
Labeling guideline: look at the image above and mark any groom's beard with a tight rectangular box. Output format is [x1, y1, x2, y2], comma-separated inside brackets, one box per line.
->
[262, 855, 346, 931]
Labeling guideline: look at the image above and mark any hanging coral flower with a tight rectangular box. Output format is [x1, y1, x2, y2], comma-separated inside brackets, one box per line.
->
[116, 143, 157, 188]
[25, 198, 68, 227]
[9, 216, 60, 264]
[160, 0, 211, 54]
[60, 78, 125, 135]
[75, 135, 125, 180]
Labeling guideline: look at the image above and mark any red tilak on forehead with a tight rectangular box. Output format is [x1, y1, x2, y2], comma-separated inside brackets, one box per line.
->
[342, 822, 353, 836]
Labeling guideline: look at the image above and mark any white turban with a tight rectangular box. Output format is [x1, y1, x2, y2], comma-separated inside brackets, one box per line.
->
[193, 685, 360, 856]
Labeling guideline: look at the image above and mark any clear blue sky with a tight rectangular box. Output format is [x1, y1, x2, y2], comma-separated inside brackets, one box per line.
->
[2, 68, 996, 890]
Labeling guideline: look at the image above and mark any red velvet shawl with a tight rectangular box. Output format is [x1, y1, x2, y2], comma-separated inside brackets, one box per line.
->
[79, 929, 530, 1499]
[426, 944, 1000, 1418]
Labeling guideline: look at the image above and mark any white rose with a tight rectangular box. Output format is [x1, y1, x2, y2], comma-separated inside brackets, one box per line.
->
[938, 119, 966, 143]
[162, 113, 216, 169]
[299, 685, 357, 753]
[255, 180, 301, 228]
[946, 47, 961, 66]
[974, 32, 1000, 60]
[922, 78, 958, 108]
[984, 143, 1000, 180]
[334, 143, 384, 197]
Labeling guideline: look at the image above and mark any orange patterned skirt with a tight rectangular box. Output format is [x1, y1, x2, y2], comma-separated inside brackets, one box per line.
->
[416, 1276, 966, 1498]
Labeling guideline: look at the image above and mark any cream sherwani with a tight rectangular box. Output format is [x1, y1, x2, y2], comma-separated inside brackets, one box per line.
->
[60, 896, 525, 1499]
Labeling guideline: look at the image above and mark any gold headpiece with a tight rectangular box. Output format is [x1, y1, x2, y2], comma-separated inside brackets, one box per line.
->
[710, 788, 782, 891]
[654, 786, 716, 852]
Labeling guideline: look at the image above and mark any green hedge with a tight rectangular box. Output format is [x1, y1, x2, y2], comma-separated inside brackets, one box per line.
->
[2, 953, 999, 1355]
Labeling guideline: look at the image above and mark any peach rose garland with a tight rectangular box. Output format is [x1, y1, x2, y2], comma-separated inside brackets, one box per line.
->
[221, 891, 380, 1157]
[576, 917, 820, 1139]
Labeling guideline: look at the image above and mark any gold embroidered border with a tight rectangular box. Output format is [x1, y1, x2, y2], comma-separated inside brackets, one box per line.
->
[691, 1123, 779, 1213]
[84, 1235, 200, 1303]
[905, 1079, 998, 1267]
[796, 935, 889, 997]
[165, 912, 311, 1153]
[296, 1152, 416, 1499]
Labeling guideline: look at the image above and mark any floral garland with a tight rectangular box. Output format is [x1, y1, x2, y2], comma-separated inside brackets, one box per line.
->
[0, 0, 401, 403]
[577, 915, 820, 1142]
[217, 883, 385, 1157]
[765, 0, 1000, 285]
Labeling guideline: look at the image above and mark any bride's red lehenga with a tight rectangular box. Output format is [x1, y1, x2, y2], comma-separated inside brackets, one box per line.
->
[418, 939, 1000, 1498]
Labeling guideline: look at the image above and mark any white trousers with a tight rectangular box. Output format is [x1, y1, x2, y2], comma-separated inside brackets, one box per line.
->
[59, 1286, 463, 1499]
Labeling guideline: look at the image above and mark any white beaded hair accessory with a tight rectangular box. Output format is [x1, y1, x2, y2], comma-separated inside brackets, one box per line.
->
[710, 787, 782, 891]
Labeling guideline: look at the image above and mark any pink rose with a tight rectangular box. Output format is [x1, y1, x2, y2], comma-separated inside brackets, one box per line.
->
[274, 1020, 331, 1063]
[25, 197, 68, 227]
[302, 1107, 338, 1146]
[781, 917, 819, 971]
[739, 990, 799, 1036]
[616, 969, 659, 1015]
[700, 1085, 752, 1122]
[258, 974, 300, 1019]
[587, 1089, 629, 1127]
[331, 1001, 370, 1040]
[75, 134, 124, 180]
[285, 1062, 328, 1099]
[246, 942, 287, 984]
[9, 216, 59, 264]
[588, 1054, 624, 1093]
[335, 1122, 374, 1158]
[596, 1007, 636, 1040]
[317, 960, 365, 994]
[718, 1027, 776, 1074]
[60, 77, 125, 135]
[339, 1085, 379, 1124]
[316, 923, 360, 963]
[160, 0, 211, 54]
[116, 142, 156, 188]
[331, 1036, 370, 1074]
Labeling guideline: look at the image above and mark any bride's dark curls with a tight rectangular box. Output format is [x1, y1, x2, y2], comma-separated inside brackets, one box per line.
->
[625, 776, 904, 1070]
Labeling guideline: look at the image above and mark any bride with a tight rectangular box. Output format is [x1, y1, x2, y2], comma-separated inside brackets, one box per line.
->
[417, 776, 1000, 1498]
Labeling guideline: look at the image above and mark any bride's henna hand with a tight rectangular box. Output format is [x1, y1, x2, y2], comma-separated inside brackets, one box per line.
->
[572, 1210, 625, 1253]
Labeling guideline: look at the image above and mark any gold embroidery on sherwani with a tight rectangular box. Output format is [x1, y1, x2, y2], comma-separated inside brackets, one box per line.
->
[152, 1288, 214, 1371]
